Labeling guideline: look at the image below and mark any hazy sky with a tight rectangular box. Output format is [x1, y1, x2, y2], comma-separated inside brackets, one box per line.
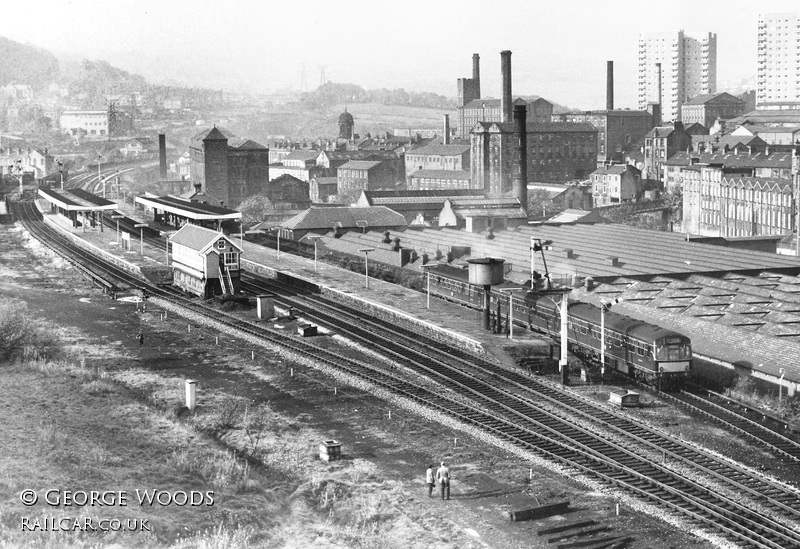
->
[2, 1, 800, 109]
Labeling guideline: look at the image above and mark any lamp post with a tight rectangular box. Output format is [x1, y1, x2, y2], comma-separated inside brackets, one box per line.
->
[135, 223, 148, 255]
[599, 298, 621, 384]
[97, 155, 103, 197]
[536, 290, 571, 382]
[304, 235, 324, 272]
[420, 263, 437, 309]
[111, 214, 124, 244]
[779, 368, 785, 404]
[57, 160, 64, 190]
[497, 288, 524, 340]
[271, 227, 282, 260]
[358, 248, 375, 289]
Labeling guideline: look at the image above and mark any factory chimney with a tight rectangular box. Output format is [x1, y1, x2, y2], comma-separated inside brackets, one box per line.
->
[606, 61, 614, 111]
[472, 53, 481, 98]
[443, 114, 450, 145]
[158, 133, 167, 180]
[500, 50, 512, 123]
[655, 63, 663, 125]
[512, 104, 528, 213]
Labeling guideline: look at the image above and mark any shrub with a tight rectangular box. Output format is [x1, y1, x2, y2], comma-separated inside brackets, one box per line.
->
[0, 297, 56, 362]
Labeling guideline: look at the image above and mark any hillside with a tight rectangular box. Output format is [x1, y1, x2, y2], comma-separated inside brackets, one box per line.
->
[0, 36, 59, 89]
[229, 103, 454, 143]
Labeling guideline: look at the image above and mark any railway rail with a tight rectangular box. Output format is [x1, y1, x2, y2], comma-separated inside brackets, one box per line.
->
[658, 388, 800, 462]
[12, 200, 800, 548]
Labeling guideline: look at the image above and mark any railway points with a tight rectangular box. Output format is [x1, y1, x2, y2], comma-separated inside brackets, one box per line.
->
[14, 198, 800, 549]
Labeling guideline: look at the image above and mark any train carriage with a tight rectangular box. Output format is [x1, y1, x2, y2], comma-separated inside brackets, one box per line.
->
[426, 271, 692, 388]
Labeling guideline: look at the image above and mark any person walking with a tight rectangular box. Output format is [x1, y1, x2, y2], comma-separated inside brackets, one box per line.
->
[425, 464, 435, 498]
[137, 329, 144, 348]
[436, 461, 450, 500]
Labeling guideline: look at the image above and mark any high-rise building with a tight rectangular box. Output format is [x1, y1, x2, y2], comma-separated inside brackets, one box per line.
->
[757, 12, 800, 109]
[637, 31, 717, 123]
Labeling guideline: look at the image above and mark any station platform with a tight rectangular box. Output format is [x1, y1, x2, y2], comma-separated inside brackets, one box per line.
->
[35, 198, 549, 369]
[237, 239, 550, 368]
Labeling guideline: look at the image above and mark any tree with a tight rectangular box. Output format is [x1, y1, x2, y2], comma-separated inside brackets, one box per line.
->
[528, 188, 561, 219]
[237, 194, 275, 226]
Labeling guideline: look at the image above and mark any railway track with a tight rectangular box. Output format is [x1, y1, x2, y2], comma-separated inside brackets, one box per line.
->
[658, 388, 800, 462]
[13, 200, 800, 548]
[239, 273, 800, 547]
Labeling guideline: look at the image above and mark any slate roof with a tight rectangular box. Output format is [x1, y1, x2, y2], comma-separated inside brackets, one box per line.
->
[684, 92, 745, 105]
[170, 224, 241, 253]
[409, 170, 471, 180]
[545, 209, 609, 224]
[280, 206, 408, 231]
[191, 126, 234, 146]
[487, 121, 597, 134]
[136, 196, 241, 219]
[284, 150, 320, 162]
[664, 151, 791, 169]
[339, 160, 384, 170]
[407, 144, 470, 156]
[228, 138, 267, 150]
[591, 165, 636, 176]
[462, 98, 502, 109]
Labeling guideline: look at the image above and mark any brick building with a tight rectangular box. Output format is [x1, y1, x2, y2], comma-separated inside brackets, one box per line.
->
[404, 144, 470, 181]
[337, 160, 398, 195]
[680, 93, 746, 129]
[189, 127, 270, 208]
[470, 121, 597, 192]
[590, 164, 643, 206]
[643, 121, 692, 184]
[552, 110, 654, 163]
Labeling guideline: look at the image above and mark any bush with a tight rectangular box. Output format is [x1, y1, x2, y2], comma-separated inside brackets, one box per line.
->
[0, 297, 56, 362]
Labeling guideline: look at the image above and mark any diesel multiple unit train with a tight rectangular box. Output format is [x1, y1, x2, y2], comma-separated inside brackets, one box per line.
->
[429, 272, 692, 388]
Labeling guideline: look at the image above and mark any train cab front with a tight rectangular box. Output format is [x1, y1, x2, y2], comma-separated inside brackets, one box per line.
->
[654, 335, 692, 388]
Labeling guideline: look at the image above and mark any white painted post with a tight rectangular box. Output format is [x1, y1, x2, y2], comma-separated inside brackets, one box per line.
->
[185, 379, 196, 411]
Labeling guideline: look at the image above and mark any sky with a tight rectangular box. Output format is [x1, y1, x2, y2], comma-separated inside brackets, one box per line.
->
[2, 1, 800, 110]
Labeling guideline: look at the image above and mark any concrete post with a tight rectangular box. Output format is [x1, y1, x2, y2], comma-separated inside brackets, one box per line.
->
[185, 379, 196, 411]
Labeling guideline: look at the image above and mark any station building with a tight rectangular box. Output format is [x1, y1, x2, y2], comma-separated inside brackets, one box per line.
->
[38, 187, 117, 231]
[169, 224, 243, 298]
[134, 195, 242, 234]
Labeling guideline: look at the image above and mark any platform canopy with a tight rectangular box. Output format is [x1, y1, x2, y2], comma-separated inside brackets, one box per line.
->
[38, 188, 117, 212]
[135, 195, 241, 221]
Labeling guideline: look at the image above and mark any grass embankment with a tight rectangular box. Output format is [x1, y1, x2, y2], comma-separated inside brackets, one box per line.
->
[0, 297, 469, 549]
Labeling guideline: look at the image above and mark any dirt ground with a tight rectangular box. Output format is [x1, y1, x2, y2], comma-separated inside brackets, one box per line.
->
[0, 220, 767, 549]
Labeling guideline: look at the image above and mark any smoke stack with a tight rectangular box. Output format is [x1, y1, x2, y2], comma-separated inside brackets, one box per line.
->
[158, 134, 167, 180]
[500, 50, 512, 123]
[606, 61, 614, 111]
[655, 62, 662, 116]
[512, 104, 528, 213]
[472, 53, 481, 98]
[443, 114, 450, 145]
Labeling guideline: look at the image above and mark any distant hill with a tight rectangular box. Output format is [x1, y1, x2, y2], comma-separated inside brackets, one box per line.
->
[0, 36, 59, 89]
[228, 103, 454, 143]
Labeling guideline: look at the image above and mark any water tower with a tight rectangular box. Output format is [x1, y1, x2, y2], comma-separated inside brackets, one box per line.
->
[467, 257, 505, 331]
